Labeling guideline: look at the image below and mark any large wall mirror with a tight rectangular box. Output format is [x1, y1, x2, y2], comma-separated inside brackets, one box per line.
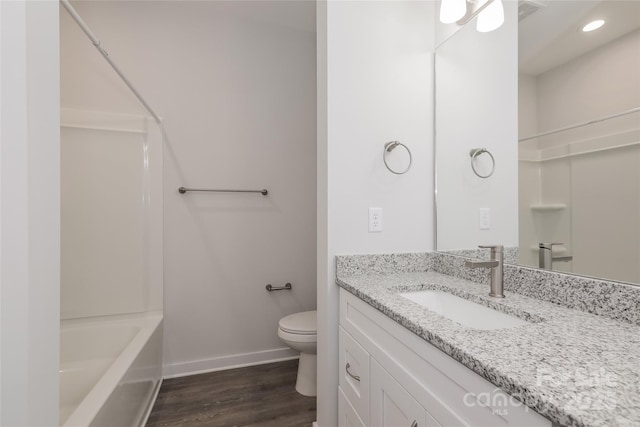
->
[436, 0, 640, 286]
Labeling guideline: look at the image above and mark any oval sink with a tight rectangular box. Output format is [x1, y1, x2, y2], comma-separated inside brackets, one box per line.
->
[399, 290, 529, 330]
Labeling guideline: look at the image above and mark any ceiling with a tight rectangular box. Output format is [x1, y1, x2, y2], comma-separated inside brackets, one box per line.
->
[519, 0, 640, 76]
[225, 0, 316, 34]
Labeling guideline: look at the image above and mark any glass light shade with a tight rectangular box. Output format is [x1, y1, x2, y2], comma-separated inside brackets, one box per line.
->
[476, 0, 504, 33]
[440, 0, 467, 24]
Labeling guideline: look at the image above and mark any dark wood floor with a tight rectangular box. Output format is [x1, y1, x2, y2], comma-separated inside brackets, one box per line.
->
[146, 359, 316, 427]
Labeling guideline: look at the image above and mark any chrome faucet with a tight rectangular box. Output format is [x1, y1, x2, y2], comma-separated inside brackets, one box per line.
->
[539, 243, 573, 270]
[464, 245, 505, 298]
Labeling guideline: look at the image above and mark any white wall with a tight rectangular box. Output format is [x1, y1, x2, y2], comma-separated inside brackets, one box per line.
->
[60, 1, 317, 376]
[435, 0, 519, 251]
[317, 1, 435, 425]
[0, 0, 60, 424]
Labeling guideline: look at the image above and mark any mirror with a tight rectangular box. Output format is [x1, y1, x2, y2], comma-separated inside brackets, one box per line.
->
[436, 0, 640, 286]
[518, 0, 640, 284]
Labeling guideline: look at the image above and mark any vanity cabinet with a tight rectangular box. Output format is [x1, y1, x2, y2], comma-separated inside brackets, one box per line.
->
[338, 289, 551, 427]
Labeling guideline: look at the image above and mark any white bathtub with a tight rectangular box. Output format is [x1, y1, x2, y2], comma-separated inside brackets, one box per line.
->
[60, 312, 163, 427]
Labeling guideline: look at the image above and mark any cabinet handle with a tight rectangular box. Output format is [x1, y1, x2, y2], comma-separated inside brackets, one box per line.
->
[410, 421, 418, 427]
[345, 363, 360, 382]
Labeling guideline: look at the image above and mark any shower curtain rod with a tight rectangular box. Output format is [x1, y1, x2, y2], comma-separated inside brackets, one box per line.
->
[519, 106, 640, 143]
[60, 0, 162, 124]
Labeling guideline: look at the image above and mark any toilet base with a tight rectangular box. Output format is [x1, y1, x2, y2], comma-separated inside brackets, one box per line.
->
[295, 353, 317, 397]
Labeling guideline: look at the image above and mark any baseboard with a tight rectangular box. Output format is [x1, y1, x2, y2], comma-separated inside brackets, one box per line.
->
[163, 347, 299, 379]
[312, 422, 318, 427]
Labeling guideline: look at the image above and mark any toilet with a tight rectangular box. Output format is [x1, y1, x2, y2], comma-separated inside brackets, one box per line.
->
[278, 310, 317, 397]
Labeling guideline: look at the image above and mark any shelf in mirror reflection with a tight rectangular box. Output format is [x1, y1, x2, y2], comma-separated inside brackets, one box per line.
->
[530, 204, 567, 212]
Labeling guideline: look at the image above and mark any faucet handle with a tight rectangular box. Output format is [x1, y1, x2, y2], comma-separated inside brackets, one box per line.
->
[478, 244, 503, 252]
[539, 242, 563, 250]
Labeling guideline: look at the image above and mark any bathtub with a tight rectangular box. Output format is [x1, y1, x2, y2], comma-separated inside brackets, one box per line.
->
[60, 312, 163, 427]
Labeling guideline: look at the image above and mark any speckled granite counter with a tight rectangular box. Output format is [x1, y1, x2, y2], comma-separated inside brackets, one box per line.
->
[336, 253, 640, 427]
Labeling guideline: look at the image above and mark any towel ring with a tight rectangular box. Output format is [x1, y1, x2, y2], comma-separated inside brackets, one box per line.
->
[383, 141, 412, 175]
[469, 148, 495, 178]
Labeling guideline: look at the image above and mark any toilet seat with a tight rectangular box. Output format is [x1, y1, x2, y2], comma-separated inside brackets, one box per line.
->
[278, 310, 316, 335]
[278, 329, 317, 343]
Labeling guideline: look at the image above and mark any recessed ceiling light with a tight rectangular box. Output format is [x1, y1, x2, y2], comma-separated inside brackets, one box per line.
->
[582, 19, 605, 32]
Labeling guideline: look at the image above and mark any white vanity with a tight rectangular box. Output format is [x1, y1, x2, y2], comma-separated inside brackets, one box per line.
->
[338, 289, 550, 427]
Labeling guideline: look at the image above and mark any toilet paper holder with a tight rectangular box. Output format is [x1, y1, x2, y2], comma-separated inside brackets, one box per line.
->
[266, 283, 292, 291]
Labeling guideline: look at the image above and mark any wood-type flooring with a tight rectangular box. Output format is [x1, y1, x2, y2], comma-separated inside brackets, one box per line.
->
[146, 359, 316, 427]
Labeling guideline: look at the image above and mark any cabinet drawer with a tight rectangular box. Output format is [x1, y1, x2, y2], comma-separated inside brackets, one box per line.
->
[339, 387, 367, 427]
[339, 326, 370, 425]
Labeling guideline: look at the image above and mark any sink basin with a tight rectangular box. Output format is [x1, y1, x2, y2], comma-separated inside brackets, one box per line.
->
[399, 290, 529, 330]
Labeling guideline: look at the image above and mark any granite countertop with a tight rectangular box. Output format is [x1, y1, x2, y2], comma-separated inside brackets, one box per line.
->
[337, 270, 640, 427]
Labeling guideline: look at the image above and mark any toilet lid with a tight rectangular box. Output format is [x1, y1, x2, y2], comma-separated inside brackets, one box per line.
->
[279, 310, 316, 335]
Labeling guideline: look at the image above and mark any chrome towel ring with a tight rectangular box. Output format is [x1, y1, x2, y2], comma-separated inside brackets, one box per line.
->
[383, 141, 412, 175]
[469, 148, 495, 178]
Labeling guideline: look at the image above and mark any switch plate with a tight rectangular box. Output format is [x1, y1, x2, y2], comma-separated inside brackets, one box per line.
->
[369, 207, 383, 232]
[479, 208, 491, 230]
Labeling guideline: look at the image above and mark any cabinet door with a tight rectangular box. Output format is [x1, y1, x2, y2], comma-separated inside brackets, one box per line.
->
[370, 359, 435, 427]
[339, 387, 367, 427]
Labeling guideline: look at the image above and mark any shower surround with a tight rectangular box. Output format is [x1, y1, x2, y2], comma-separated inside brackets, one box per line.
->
[60, 109, 164, 427]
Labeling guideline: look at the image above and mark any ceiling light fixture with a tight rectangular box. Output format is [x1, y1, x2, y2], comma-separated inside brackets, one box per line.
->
[582, 19, 605, 32]
[477, 0, 504, 33]
[440, 0, 467, 24]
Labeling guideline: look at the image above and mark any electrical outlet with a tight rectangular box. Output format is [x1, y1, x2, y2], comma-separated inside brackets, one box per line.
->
[369, 207, 383, 232]
[479, 208, 491, 230]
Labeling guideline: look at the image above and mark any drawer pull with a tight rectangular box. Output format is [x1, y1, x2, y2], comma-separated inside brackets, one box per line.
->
[345, 363, 360, 382]
[411, 421, 418, 427]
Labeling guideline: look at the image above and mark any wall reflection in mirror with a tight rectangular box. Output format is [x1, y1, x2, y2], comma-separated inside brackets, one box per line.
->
[518, 0, 640, 284]
[435, 0, 519, 254]
[435, 0, 640, 287]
